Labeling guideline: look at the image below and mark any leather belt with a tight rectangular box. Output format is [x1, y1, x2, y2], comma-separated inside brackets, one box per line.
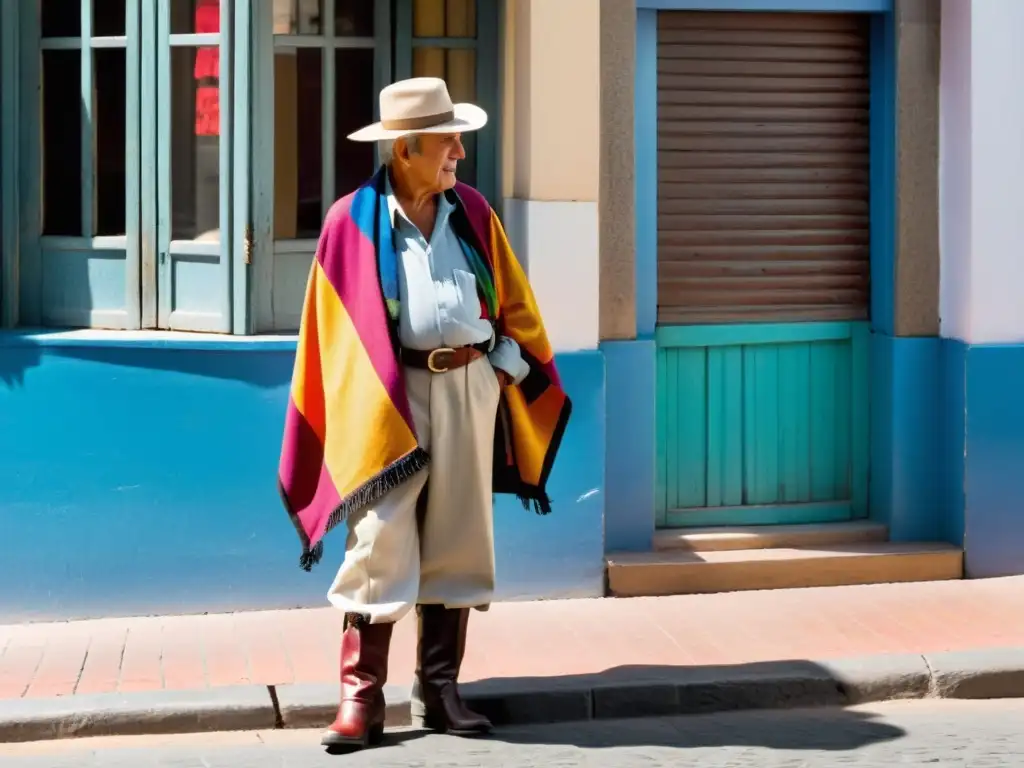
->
[401, 345, 485, 373]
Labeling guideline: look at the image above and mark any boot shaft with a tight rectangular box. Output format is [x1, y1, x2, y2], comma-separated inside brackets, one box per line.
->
[412, 605, 492, 735]
[323, 613, 395, 748]
[415, 604, 468, 682]
[341, 613, 394, 695]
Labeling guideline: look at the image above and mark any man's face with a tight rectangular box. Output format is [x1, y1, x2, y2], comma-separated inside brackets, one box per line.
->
[402, 132, 466, 193]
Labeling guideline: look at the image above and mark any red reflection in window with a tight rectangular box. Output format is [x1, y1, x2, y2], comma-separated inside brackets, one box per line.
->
[194, 0, 219, 136]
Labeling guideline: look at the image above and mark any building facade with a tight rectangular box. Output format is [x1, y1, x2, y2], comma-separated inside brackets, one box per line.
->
[0, 0, 1021, 621]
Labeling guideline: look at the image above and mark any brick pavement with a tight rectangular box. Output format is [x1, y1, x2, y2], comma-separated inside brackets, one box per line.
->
[1, 576, 1023, 701]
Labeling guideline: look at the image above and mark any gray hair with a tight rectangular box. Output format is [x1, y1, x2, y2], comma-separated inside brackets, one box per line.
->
[378, 134, 422, 165]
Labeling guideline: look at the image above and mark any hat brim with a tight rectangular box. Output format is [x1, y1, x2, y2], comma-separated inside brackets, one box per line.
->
[347, 103, 488, 142]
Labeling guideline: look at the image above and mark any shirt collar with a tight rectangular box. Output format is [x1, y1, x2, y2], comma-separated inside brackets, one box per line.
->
[384, 171, 455, 231]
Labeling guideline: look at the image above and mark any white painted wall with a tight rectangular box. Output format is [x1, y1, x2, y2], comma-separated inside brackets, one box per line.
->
[502, 199, 599, 353]
[940, 0, 1024, 344]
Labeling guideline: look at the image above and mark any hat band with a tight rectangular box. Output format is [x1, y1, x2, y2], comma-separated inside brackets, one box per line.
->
[380, 109, 455, 131]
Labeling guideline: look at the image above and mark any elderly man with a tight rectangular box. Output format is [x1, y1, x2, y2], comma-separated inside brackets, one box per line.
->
[277, 77, 571, 751]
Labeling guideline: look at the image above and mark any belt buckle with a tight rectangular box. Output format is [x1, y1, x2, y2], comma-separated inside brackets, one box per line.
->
[427, 347, 456, 373]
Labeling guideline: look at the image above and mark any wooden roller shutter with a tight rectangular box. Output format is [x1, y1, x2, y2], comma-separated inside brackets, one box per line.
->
[657, 12, 870, 325]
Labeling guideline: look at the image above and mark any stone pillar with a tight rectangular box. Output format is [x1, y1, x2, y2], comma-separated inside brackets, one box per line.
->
[869, 1, 945, 544]
[500, 0, 600, 353]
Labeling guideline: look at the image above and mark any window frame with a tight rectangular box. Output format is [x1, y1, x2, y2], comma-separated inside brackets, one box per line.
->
[145, 0, 237, 333]
[393, 0, 500, 205]
[252, 0, 501, 334]
[6, 0, 251, 333]
[251, 0, 393, 332]
[268, 0, 392, 253]
[0, 1, 18, 328]
[3, 0, 504, 336]
[18, 0, 143, 330]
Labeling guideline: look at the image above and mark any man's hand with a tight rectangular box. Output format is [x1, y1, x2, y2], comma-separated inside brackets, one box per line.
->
[495, 369, 513, 388]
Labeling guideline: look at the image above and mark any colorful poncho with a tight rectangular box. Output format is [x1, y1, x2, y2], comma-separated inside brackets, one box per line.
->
[278, 168, 572, 571]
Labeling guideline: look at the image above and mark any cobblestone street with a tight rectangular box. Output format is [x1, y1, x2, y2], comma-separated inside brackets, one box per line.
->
[4, 699, 1024, 767]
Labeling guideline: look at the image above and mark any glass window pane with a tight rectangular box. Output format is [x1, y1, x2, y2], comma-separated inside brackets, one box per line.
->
[273, 0, 323, 35]
[171, 0, 220, 36]
[334, 0, 374, 37]
[42, 1, 81, 37]
[274, 49, 322, 239]
[42, 50, 82, 236]
[412, 48, 477, 186]
[94, 0, 127, 37]
[413, 0, 444, 37]
[413, 0, 475, 38]
[335, 48, 375, 198]
[94, 49, 127, 236]
[170, 46, 220, 241]
[445, 0, 475, 37]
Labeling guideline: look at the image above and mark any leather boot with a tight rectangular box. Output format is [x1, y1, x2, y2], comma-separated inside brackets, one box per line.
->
[411, 604, 492, 736]
[321, 613, 393, 749]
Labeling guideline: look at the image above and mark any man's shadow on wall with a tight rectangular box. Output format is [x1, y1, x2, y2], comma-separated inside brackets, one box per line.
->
[0, 333, 295, 391]
[0, 334, 43, 388]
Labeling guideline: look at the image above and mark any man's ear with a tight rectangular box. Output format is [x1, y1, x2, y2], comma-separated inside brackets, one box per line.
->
[394, 137, 409, 165]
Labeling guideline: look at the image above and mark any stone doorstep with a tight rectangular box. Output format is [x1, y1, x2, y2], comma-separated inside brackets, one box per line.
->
[2, 648, 1024, 744]
[606, 542, 964, 597]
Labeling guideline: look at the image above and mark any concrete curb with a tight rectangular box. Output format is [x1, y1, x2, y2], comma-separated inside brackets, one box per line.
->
[0, 685, 276, 744]
[2, 649, 1024, 743]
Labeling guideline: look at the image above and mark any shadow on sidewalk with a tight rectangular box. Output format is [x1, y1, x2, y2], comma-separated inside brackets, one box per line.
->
[487, 706, 904, 753]
[386, 660, 908, 753]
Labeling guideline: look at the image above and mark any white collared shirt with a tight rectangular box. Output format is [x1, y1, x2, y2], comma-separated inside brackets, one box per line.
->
[387, 180, 530, 384]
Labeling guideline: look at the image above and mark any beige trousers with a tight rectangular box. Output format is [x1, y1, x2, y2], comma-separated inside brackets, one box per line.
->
[327, 355, 502, 624]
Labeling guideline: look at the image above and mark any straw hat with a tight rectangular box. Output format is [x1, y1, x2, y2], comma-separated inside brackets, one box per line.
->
[347, 77, 488, 142]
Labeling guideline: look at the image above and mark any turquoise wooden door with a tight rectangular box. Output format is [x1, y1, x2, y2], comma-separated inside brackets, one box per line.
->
[655, 323, 869, 527]
[653, 11, 872, 529]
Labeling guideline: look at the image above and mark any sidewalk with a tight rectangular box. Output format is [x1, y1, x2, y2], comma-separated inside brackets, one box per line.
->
[2, 577, 1024, 742]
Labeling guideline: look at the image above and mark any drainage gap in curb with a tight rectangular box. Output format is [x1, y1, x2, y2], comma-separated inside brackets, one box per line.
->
[921, 653, 940, 698]
[267, 685, 284, 729]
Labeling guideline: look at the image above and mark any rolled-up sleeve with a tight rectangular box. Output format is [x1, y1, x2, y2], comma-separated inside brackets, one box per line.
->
[488, 335, 531, 385]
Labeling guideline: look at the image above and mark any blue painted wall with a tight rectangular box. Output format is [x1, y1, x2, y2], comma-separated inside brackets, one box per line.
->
[870, 334, 1024, 579]
[869, 333, 946, 542]
[961, 342, 1024, 579]
[602, 339, 655, 552]
[0, 334, 605, 622]
[942, 340, 966, 547]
